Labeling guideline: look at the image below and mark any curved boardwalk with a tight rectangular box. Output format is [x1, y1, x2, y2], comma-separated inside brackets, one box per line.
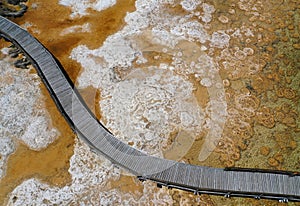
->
[0, 16, 299, 202]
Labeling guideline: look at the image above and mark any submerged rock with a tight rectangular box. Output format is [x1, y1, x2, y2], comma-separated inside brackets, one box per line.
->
[0, 0, 28, 17]
[14, 58, 31, 69]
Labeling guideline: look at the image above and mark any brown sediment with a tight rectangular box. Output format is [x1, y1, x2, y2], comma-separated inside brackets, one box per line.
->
[171, 189, 216, 206]
[182, 132, 225, 168]
[138, 51, 173, 68]
[78, 86, 102, 120]
[108, 175, 143, 195]
[191, 75, 210, 109]
[163, 130, 195, 161]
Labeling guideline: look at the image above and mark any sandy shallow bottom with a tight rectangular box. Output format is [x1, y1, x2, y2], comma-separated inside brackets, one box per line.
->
[0, 0, 299, 205]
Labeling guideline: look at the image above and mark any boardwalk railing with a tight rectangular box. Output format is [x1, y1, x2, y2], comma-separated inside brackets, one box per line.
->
[0, 16, 299, 202]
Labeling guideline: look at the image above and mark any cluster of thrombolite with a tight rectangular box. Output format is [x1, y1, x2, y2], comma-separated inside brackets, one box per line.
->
[0, 0, 27, 17]
[216, 45, 299, 169]
[260, 133, 296, 169]
[7, 45, 31, 69]
[213, 0, 299, 171]
[214, 99, 257, 167]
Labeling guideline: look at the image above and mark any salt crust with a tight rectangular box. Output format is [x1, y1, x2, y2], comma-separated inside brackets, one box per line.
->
[71, 41, 204, 156]
[0, 58, 59, 178]
[60, 23, 91, 36]
[0, 137, 14, 178]
[8, 139, 173, 205]
[71, 0, 228, 159]
[180, 0, 202, 11]
[210, 31, 230, 48]
[59, 0, 116, 18]
[100, 67, 204, 155]
[201, 3, 215, 23]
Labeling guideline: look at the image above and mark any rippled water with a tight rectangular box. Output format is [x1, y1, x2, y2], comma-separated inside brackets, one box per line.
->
[0, 0, 299, 205]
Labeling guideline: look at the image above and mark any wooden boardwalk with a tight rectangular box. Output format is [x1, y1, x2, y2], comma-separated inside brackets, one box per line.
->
[0, 16, 299, 202]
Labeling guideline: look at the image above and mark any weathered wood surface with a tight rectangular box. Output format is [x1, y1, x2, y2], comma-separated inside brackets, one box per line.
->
[0, 16, 299, 202]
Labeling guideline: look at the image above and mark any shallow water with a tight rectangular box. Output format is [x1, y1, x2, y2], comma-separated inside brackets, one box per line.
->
[0, 0, 299, 205]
